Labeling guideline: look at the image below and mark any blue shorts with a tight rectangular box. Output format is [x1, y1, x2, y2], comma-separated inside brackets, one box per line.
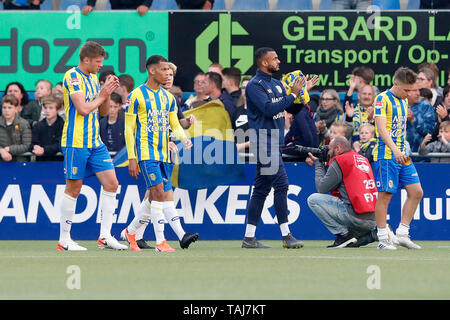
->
[373, 158, 420, 194]
[62, 144, 114, 180]
[139, 160, 173, 192]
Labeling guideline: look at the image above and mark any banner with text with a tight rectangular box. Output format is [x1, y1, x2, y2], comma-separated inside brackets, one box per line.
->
[0, 11, 168, 91]
[0, 162, 449, 241]
[169, 11, 450, 92]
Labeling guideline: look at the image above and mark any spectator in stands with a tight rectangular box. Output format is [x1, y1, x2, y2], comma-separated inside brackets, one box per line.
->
[222, 67, 243, 107]
[30, 95, 64, 162]
[432, 85, 450, 141]
[1, 0, 44, 9]
[204, 71, 237, 120]
[232, 76, 251, 152]
[183, 73, 208, 111]
[99, 69, 116, 86]
[3, 82, 39, 127]
[332, 0, 371, 10]
[418, 62, 443, 97]
[176, 0, 214, 9]
[417, 67, 443, 108]
[344, 84, 375, 145]
[54, 82, 63, 94]
[345, 66, 377, 105]
[315, 89, 347, 144]
[353, 123, 376, 163]
[419, 121, 450, 163]
[116, 74, 135, 113]
[208, 63, 224, 79]
[26, 79, 53, 122]
[99, 92, 125, 154]
[419, 88, 433, 104]
[169, 85, 183, 104]
[406, 80, 436, 155]
[163, 62, 196, 130]
[82, 0, 154, 16]
[420, 0, 450, 9]
[0, 95, 32, 162]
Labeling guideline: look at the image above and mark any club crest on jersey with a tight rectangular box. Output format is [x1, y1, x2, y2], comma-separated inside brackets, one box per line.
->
[375, 100, 383, 109]
[71, 77, 80, 86]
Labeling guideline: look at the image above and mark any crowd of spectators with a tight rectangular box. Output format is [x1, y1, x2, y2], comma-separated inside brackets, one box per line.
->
[1, 51, 449, 164]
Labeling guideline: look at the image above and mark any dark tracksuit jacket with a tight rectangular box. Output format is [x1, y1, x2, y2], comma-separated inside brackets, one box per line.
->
[245, 69, 304, 226]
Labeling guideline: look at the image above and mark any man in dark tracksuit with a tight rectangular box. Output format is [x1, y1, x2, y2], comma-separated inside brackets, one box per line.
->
[242, 47, 306, 249]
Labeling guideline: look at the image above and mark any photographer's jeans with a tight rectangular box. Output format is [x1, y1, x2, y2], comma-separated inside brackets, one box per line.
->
[307, 193, 376, 236]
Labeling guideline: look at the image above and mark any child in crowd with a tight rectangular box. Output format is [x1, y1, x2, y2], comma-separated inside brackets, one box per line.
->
[419, 121, 450, 163]
[99, 92, 125, 154]
[30, 94, 64, 161]
[0, 95, 32, 162]
[353, 123, 376, 162]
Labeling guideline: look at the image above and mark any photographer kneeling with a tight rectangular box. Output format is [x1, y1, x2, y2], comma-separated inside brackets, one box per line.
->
[306, 136, 381, 248]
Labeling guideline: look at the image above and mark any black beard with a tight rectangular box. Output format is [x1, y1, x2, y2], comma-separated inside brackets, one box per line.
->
[267, 66, 279, 74]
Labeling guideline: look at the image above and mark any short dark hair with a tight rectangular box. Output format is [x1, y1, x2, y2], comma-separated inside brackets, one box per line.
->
[206, 71, 222, 90]
[99, 70, 116, 84]
[255, 47, 275, 67]
[394, 67, 417, 85]
[419, 87, 433, 100]
[1, 94, 19, 107]
[118, 74, 135, 93]
[79, 41, 106, 60]
[222, 67, 242, 86]
[352, 66, 375, 84]
[145, 55, 168, 69]
[110, 92, 123, 105]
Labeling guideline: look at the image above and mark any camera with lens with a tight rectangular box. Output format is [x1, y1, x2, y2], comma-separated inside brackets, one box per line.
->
[295, 145, 329, 162]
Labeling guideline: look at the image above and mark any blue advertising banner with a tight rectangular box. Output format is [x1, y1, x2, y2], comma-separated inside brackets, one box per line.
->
[0, 162, 449, 241]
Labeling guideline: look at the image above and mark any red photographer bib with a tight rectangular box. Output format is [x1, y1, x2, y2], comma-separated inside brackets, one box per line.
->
[329, 150, 377, 214]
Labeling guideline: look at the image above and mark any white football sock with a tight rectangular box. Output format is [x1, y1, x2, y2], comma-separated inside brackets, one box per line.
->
[59, 193, 77, 243]
[377, 226, 389, 241]
[396, 223, 410, 236]
[279, 222, 290, 237]
[244, 224, 256, 238]
[135, 199, 151, 240]
[127, 198, 151, 236]
[99, 190, 117, 239]
[150, 201, 165, 245]
[163, 201, 185, 240]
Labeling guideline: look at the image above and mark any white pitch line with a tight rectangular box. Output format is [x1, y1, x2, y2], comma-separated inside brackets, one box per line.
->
[0, 255, 448, 262]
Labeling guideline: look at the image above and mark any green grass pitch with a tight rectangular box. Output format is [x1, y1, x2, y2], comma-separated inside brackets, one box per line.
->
[1, 240, 449, 300]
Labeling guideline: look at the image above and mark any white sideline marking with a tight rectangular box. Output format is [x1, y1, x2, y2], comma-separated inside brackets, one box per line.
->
[1, 255, 449, 262]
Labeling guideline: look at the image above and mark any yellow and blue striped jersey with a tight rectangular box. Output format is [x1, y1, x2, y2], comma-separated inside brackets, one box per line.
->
[373, 89, 408, 161]
[61, 67, 102, 149]
[125, 84, 179, 163]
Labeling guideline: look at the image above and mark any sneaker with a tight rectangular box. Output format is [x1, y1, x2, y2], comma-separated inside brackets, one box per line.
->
[57, 240, 87, 251]
[377, 239, 397, 250]
[136, 239, 154, 249]
[327, 232, 357, 248]
[97, 236, 128, 250]
[282, 233, 304, 249]
[396, 234, 421, 249]
[241, 237, 271, 249]
[120, 228, 141, 251]
[179, 232, 199, 249]
[155, 240, 175, 252]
